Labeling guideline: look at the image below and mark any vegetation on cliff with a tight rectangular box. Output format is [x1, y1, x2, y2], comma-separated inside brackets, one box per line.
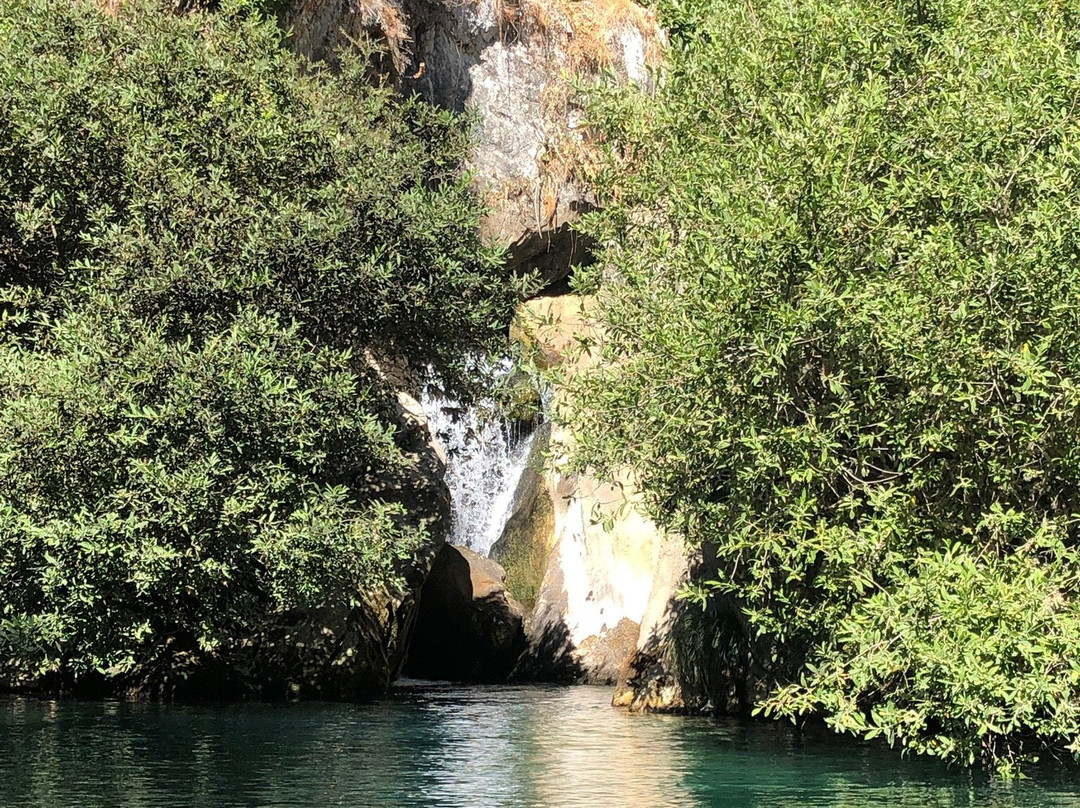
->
[571, 0, 1080, 773]
[0, 0, 520, 690]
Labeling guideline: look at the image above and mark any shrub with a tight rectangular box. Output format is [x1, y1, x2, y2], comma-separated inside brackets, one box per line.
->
[570, 0, 1080, 772]
[0, 0, 521, 685]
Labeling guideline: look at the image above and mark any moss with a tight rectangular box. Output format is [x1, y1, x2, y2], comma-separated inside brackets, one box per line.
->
[495, 488, 555, 611]
[490, 425, 556, 611]
[502, 370, 544, 424]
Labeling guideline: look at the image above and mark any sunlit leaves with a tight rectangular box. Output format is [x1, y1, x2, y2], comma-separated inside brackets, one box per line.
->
[571, 0, 1080, 773]
[0, 0, 519, 686]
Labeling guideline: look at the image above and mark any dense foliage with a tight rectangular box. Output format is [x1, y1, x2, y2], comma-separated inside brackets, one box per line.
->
[0, 0, 520, 687]
[571, 0, 1080, 773]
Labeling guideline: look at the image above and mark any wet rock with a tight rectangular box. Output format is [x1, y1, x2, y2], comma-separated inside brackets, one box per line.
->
[501, 370, 545, 428]
[490, 422, 556, 611]
[405, 544, 527, 682]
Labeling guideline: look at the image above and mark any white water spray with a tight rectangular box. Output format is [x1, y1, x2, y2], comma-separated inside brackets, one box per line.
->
[423, 390, 540, 557]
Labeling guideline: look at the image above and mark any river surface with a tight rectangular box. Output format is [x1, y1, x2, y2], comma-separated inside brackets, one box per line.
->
[2, 683, 1079, 808]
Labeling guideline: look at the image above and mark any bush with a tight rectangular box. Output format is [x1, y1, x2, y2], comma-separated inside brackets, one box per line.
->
[570, 0, 1080, 772]
[0, 0, 521, 686]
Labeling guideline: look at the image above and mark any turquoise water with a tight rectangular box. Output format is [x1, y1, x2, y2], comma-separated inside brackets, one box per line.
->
[2, 683, 1079, 807]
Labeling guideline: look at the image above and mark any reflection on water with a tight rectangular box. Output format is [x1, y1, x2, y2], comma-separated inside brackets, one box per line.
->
[1, 684, 1079, 808]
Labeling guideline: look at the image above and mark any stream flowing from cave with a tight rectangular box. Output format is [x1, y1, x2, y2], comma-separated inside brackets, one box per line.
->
[3, 684, 1080, 807]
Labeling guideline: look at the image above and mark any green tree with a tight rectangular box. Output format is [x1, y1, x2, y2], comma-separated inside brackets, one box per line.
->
[571, 0, 1080, 773]
[0, 0, 521, 688]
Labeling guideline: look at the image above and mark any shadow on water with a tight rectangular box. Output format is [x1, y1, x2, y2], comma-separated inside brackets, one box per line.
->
[2, 686, 1080, 808]
[512, 619, 587, 684]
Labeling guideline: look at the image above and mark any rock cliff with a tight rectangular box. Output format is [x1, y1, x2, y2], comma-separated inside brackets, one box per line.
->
[286, 0, 661, 283]
[499, 295, 690, 693]
[275, 0, 676, 700]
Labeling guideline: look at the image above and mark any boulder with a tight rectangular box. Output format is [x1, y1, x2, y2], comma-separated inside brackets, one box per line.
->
[405, 544, 527, 682]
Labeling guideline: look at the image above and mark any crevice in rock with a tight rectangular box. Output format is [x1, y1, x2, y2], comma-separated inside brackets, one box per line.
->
[515, 217, 597, 293]
[404, 544, 527, 682]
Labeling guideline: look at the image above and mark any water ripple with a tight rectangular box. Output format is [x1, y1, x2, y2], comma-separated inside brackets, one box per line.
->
[1, 685, 1078, 808]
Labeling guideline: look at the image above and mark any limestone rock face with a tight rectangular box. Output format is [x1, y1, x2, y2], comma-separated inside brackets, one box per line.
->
[610, 552, 697, 712]
[516, 467, 683, 684]
[286, 0, 662, 282]
[405, 544, 527, 681]
[277, 0, 672, 696]
[503, 295, 689, 687]
[612, 544, 771, 716]
[516, 298, 737, 712]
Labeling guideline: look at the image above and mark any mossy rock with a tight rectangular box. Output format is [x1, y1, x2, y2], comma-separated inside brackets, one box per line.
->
[490, 424, 556, 611]
[502, 370, 544, 425]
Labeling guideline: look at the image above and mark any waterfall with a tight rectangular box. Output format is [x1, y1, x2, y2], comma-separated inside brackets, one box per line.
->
[423, 392, 539, 557]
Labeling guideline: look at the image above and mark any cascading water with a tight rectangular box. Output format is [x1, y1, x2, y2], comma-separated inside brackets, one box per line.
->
[422, 383, 540, 557]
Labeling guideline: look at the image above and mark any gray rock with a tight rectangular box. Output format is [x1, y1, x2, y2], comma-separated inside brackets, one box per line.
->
[286, 0, 662, 282]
